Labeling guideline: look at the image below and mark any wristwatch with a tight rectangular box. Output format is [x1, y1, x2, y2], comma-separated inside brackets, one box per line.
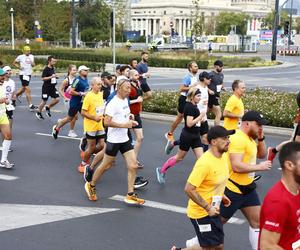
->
[258, 136, 265, 142]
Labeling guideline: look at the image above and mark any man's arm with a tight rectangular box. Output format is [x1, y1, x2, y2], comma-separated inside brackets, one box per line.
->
[259, 229, 283, 250]
[104, 115, 137, 129]
[223, 110, 242, 119]
[257, 127, 267, 159]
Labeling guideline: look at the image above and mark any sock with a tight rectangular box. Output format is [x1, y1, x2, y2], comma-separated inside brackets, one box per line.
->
[174, 140, 180, 146]
[249, 226, 259, 250]
[202, 144, 209, 152]
[161, 156, 177, 174]
[272, 148, 278, 154]
[1, 140, 11, 162]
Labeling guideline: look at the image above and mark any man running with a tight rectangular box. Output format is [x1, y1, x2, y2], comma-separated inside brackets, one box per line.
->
[223, 80, 246, 130]
[52, 65, 89, 139]
[84, 79, 145, 205]
[36, 56, 60, 120]
[220, 111, 272, 250]
[165, 61, 199, 142]
[3, 66, 16, 129]
[13, 46, 37, 111]
[259, 141, 300, 250]
[136, 51, 152, 100]
[171, 126, 235, 250]
[208, 60, 224, 126]
[0, 68, 14, 168]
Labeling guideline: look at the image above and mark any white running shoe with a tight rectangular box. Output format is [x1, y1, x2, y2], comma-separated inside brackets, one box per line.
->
[186, 236, 199, 248]
[0, 161, 14, 169]
[68, 130, 78, 138]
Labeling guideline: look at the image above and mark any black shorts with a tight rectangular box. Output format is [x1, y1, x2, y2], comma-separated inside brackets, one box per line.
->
[19, 75, 31, 86]
[105, 140, 133, 157]
[6, 110, 13, 120]
[190, 216, 224, 248]
[177, 95, 187, 114]
[42, 84, 59, 101]
[68, 106, 82, 118]
[132, 114, 142, 129]
[200, 121, 209, 136]
[220, 187, 260, 219]
[141, 82, 151, 93]
[179, 129, 202, 151]
[208, 95, 220, 108]
[85, 131, 106, 140]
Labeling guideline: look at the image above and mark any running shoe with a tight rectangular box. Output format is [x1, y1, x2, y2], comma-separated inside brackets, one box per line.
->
[137, 160, 144, 169]
[52, 125, 59, 139]
[35, 112, 44, 120]
[186, 236, 199, 247]
[0, 161, 14, 169]
[124, 193, 145, 205]
[79, 137, 87, 151]
[165, 132, 174, 141]
[156, 167, 166, 184]
[68, 130, 78, 138]
[254, 174, 262, 182]
[84, 182, 97, 201]
[267, 147, 277, 163]
[29, 104, 38, 112]
[165, 140, 174, 155]
[0, 147, 13, 152]
[84, 165, 94, 182]
[45, 106, 51, 117]
[134, 176, 149, 189]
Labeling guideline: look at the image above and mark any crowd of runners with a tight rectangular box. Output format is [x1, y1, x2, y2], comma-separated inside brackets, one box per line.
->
[0, 45, 300, 250]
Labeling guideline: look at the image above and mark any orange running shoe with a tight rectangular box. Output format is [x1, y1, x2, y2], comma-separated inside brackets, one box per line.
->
[164, 132, 174, 141]
[124, 193, 145, 205]
[84, 182, 97, 201]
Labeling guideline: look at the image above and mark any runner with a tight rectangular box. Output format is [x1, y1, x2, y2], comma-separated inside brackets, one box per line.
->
[267, 91, 300, 162]
[58, 64, 78, 138]
[100, 71, 116, 101]
[165, 61, 199, 142]
[129, 58, 138, 70]
[36, 56, 60, 120]
[208, 60, 224, 126]
[84, 79, 145, 205]
[259, 141, 300, 250]
[171, 126, 235, 250]
[223, 80, 245, 130]
[156, 87, 206, 184]
[13, 46, 37, 111]
[0, 68, 14, 168]
[52, 65, 89, 139]
[78, 77, 105, 173]
[220, 111, 272, 250]
[136, 51, 152, 100]
[116, 65, 130, 84]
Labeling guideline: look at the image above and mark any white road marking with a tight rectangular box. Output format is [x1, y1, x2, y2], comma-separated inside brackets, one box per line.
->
[110, 195, 245, 225]
[36, 133, 81, 140]
[0, 174, 19, 181]
[0, 204, 120, 232]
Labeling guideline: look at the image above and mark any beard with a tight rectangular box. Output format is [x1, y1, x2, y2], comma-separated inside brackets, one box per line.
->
[216, 68, 222, 73]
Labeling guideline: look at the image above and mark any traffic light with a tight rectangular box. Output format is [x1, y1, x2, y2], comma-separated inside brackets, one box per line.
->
[284, 21, 289, 35]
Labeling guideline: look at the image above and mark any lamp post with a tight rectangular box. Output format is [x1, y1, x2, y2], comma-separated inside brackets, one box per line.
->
[10, 7, 14, 50]
[271, 0, 280, 61]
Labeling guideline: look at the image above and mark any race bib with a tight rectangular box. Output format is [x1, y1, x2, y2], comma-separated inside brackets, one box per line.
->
[211, 196, 222, 208]
[292, 239, 300, 250]
[51, 78, 57, 84]
[23, 75, 30, 81]
[198, 224, 211, 233]
[216, 85, 222, 92]
[6, 104, 15, 111]
[96, 106, 104, 116]
[248, 172, 255, 178]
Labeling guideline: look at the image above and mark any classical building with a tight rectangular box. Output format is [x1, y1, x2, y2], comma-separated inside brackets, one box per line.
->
[130, 0, 275, 38]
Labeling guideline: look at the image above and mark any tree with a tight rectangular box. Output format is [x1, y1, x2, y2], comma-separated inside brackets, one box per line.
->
[0, 0, 10, 40]
[295, 17, 300, 34]
[262, 10, 289, 30]
[215, 12, 250, 35]
[192, 0, 205, 36]
[204, 16, 216, 35]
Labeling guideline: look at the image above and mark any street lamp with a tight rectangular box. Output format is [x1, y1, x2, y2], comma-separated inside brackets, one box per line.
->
[10, 7, 14, 50]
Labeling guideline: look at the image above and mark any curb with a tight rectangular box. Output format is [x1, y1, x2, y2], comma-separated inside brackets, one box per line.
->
[140, 112, 293, 136]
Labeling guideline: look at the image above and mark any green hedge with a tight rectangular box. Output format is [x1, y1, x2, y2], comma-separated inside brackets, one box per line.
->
[143, 89, 299, 128]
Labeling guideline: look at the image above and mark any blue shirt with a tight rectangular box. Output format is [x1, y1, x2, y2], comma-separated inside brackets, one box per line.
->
[180, 73, 198, 96]
[136, 61, 148, 85]
[69, 76, 89, 108]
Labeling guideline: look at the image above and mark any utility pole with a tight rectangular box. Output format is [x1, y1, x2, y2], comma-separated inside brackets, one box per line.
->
[288, 0, 293, 47]
[113, 2, 116, 72]
[271, 0, 279, 61]
[71, 0, 76, 48]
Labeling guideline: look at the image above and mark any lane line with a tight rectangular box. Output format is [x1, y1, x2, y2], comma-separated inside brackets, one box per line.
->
[0, 174, 19, 181]
[36, 133, 81, 140]
[109, 195, 245, 225]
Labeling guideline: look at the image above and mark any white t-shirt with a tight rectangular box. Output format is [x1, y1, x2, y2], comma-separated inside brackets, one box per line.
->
[0, 85, 7, 116]
[197, 84, 209, 121]
[15, 54, 34, 76]
[3, 79, 15, 101]
[105, 96, 131, 143]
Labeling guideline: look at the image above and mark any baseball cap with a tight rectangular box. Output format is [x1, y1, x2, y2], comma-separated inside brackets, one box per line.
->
[78, 65, 89, 72]
[214, 60, 223, 67]
[23, 45, 31, 52]
[0, 68, 5, 76]
[242, 110, 268, 125]
[116, 64, 122, 71]
[207, 126, 235, 143]
[101, 71, 111, 78]
[2, 66, 11, 72]
[199, 71, 212, 80]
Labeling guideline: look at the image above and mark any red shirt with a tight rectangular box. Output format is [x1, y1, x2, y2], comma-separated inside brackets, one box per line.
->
[129, 82, 142, 115]
[259, 181, 300, 250]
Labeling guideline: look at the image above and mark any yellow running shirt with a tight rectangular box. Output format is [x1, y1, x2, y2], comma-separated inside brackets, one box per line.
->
[82, 91, 105, 133]
[223, 94, 244, 130]
[226, 129, 257, 194]
[187, 151, 229, 219]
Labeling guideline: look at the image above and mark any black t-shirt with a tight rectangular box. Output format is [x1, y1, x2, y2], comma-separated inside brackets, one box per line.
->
[208, 71, 224, 97]
[101, 84, 111, 101]
[183, 102, 201, 134]
[42, 66, 56, 86]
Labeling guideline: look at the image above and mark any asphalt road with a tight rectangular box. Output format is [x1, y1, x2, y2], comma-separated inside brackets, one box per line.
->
[0, 84, 289, 249]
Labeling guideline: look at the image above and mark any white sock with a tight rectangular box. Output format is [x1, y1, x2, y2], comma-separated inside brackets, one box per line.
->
[1, 140, 11, 162]
[249, 226, 260, 250]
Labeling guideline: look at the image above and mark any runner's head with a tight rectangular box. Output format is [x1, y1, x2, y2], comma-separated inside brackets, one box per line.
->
[120, 65, 130, 78]
[241, 110, 268, 140]
[0, 68, 5, 83]
[130, 58, 138, 69]
[3, 66, 12, 79]
[207, 126, 235, 153]
[187, 61, 198, 74]
[117, 79, 131, 99]
[129, 69, 139, 81]
[186, 87, 201, 104]
[101, 71, 111, 85]
[199, 71, 211, 85]
[279, 141, 300, 184]
[232, 80, 246, 97]
[214, 60, 223, 73]
[67, 64, 77, 77]
[90, 77, 102, 93]
[78, 65, 89, 77]
[47, 55, 57, 67]
[23, 45, 31, 55]
[141, 51, 149, 62]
